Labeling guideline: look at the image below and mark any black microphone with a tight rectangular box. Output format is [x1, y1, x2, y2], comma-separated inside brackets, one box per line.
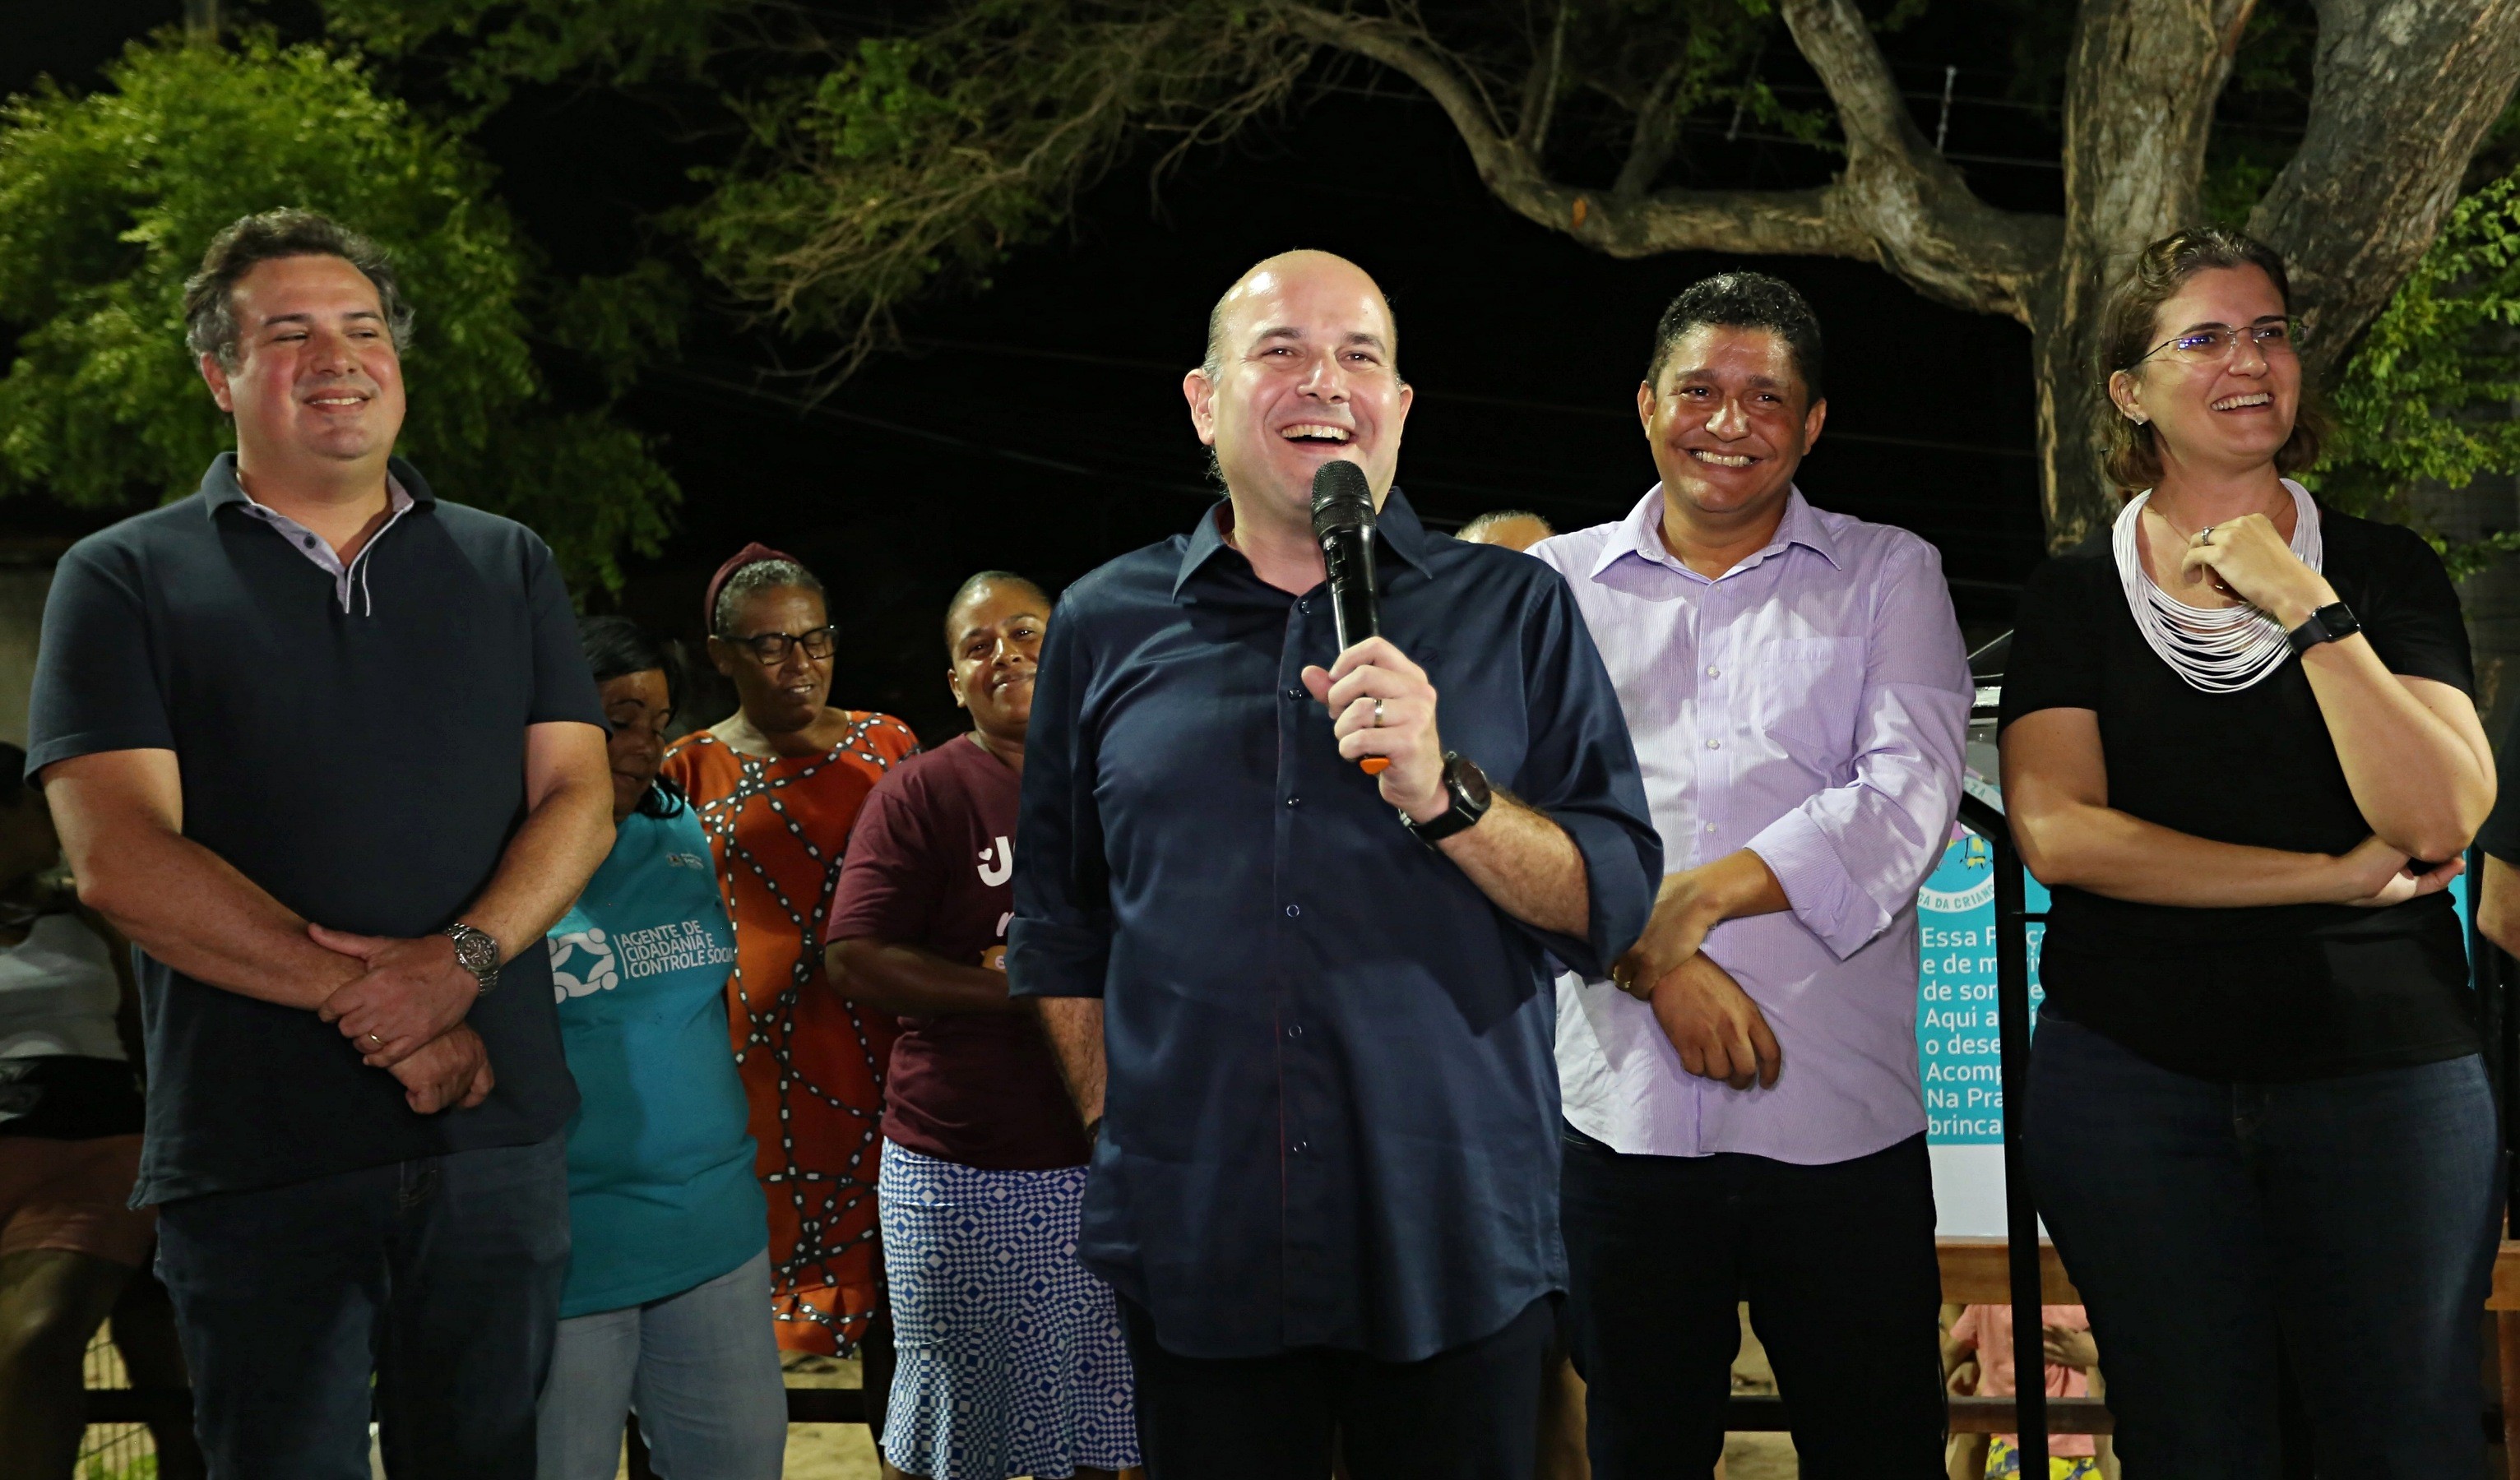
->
[1310, 460, 1379, 652]
[1309, 460, 1389, 775]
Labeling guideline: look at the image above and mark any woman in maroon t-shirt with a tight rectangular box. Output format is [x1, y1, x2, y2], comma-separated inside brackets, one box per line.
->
[826, 573, 1138, 1480]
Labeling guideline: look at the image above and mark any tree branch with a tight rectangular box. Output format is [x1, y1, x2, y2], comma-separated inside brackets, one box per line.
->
[1778, 0, 2054, 321]
[2252, 0, 2520, 384]
[1610, 51, 1693, 198]
[1280, 0, 2054, 321]
[1514, 1, 1570, 158]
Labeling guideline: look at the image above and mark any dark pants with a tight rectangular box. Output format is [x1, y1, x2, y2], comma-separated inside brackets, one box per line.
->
[1120, 1293, 1553, 1480]
[2026, 1012, 2499, 1478]
[154, 1134, 570, 1480]
[1559, 1126, 1945, 1479]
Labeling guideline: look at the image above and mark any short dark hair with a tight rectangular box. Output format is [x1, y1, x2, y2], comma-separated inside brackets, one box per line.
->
[711, 558, 825, 639]
[183, 209, 414, 370]
[2098, 226, 2326, 492]
[944, 571, 1050, 654]
[1646, 271, 1824, 403]
[577, 614, 686, 819]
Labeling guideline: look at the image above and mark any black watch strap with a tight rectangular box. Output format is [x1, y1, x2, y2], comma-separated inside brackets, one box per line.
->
[2287, 600, 2360, 656]
[1401, 753, 1493, 845]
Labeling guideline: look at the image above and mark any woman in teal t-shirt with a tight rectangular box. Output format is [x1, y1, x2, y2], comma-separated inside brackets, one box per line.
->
[536, 617, 783, 1480]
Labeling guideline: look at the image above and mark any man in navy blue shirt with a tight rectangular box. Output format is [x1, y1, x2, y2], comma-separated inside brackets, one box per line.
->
[1012, 249, 1660, 1479]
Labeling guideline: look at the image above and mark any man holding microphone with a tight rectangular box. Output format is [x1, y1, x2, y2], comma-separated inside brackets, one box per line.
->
[1011, 250, 1659, 1479]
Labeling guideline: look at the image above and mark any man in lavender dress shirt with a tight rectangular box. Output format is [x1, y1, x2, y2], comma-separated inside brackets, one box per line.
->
[1529, 272, 1971, 1478]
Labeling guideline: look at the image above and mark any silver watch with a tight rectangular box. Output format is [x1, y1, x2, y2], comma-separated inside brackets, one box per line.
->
[444, 923, 501, 996]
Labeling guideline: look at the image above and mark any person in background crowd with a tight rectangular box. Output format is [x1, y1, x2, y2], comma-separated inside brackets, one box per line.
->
[1013, 249, 1660, 1480]
[1457, 505, 1590, 1480]
[2000, 228, 2497, 1473]
[1941, 1304, 2113, 1480]
[29, 208, 614, 1478]
[661, 546, 918, 1394]
[0, 744, 202, 1479]
[1530, 271, 1970, 1478]
[537, 617, 784, 1480]
[1455, 511, 1555, 553]
[827, 572, 1138, 1480]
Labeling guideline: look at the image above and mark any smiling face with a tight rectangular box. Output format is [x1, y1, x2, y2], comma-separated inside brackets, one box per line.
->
[1185, 252, 1413, 532]
[2109, 264, 2299, 479]
[200, 254, 405, 479]
[709, 585, 833, 736]
[597, 668, 673, 823]
[1639, 324, 1825, 526]
[947, 580, 1048, 746]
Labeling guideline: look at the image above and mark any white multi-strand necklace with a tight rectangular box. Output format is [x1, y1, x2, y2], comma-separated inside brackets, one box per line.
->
[2113, 478, 2322, 695]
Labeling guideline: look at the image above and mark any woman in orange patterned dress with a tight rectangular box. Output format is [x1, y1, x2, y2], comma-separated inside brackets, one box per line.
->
[662, 545, 918, 1368]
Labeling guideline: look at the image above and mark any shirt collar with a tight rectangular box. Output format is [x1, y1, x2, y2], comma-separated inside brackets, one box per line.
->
[1587, 483, 1841, 581]
[1173, 484, 1434, 599]
[199, 451, 438, 514]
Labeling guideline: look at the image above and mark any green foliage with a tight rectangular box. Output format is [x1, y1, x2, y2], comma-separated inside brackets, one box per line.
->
[319, 0, 746, 119]
[0, 31, 677, 591]
[2307, 163, 2520, 580]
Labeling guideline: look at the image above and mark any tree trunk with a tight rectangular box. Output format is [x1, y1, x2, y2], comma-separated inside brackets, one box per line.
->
[2031, 0, 2254, 546]
[2249, 0, 2520, 386]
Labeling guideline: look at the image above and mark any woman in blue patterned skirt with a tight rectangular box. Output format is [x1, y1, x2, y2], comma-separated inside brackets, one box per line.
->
[827, 573, 1138, 1480]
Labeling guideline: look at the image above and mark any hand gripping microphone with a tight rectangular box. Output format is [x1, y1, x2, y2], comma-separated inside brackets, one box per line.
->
[1309, 460, 1389, 775]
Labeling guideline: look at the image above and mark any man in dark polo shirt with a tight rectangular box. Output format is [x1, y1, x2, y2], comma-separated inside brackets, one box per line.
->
[1012, 249, 1661, 1479]
[27, 210, 614, 1478]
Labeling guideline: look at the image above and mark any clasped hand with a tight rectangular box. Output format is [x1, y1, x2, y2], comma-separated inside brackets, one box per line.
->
[1609, 863, 1784, 1090]
[1300, 636, 1449, 822]
[311, 924, 493, 1113]
[2334, 834, 2463, 908]
[2179, 511, 2336, 627]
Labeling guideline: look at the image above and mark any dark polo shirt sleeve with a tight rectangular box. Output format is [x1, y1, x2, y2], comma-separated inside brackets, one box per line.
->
[27, 454, 600, 1205]
[26, 545, 177, 768]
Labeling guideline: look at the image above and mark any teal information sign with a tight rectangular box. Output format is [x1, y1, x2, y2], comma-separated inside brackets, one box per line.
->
[1915, 825, 2046, 1145]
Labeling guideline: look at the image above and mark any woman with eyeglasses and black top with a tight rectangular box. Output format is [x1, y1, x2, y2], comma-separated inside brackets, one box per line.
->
[1998, 228, 2499, 1473]
[660, 545, 918, 1395]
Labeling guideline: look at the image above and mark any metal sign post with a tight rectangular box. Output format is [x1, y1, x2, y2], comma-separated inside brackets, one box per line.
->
[1958, 791, 2047, 1472]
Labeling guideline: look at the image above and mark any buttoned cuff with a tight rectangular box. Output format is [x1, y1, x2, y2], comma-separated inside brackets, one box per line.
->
[1006, 918, 1109, 998]
[1746, 811, 1891, 960]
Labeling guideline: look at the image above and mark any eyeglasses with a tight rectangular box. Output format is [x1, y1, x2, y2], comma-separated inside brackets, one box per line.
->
[723, 625, 836, 664]
[2136, 318, 2300, 368]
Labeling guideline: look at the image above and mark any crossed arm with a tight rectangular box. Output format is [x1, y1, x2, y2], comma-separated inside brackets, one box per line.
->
[44, 722, 613, 1112]
[2001, 676, 2488, 911]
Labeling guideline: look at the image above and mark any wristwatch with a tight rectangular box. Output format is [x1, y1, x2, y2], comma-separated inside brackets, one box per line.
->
[444, 923, 501, 996]
[2287, 600, 2361, 656]
[1400, 752, 1494, 845]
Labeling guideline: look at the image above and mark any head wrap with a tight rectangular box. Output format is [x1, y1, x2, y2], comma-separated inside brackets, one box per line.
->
[703, 541, 804, 636]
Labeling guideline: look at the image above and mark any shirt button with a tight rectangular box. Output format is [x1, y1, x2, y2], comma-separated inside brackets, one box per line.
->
[1287, 1023, 1304, 1039]
[1706, 738, 1721, 750]
[1707, 665, 1720, 677]
[1285, 687, 1304, 701]
[1706, 823, 1717, 832]
[1286, 795, 1300, 807]
[1285, 904, 1302, 918]
[1291, 1140, 1310, 1155]
[1299, 599, 1311, 613]
[303, 536, 316, 548]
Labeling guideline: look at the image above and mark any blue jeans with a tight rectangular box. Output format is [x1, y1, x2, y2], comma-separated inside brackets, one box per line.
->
[154, 1133, 570, 1480]
[537, 1248, 788, 1480]
[2024, 1012, 2499, 1477]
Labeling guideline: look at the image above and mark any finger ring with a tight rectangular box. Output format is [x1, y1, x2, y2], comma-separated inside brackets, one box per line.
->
[2194, 525, 2216, 544]
[1372, 699, 1386, 727]
[365, 1032, 383, 1046]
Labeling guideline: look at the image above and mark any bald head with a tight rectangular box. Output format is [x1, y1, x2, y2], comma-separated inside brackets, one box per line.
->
[1202, 250, 1399, 380]
[1457, 510, 1554, 553]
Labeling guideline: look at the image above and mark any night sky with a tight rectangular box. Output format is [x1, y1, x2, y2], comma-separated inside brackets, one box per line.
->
[9, 1, 2056, 743]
